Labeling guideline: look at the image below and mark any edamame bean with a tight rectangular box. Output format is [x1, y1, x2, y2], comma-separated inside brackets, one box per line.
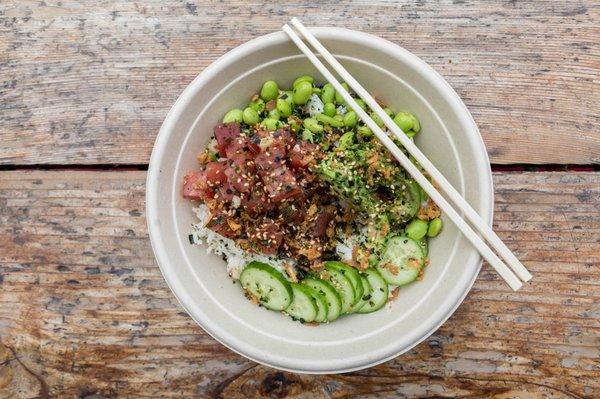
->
[406, 130, 417, 138]
[312, 87, 321, 94]
[333, 114, 344, 123]
[323, 102, 336, 117]
[261, 118, 281, 131]
[303, 117, 323, 133]
[223, 108, 243, 124]
[249, 98, 265, 113]
[409, 114, 421, 132]
[355, 99, 367, 111]
[260, 80, 279, 101]
[384, 107, 394, 117]
[268, 108, 280, 120]
[277, 91, 293, 105]
[288, 116, 302, 132]
[370, 111, 384, 127]
[343, 111, 358, 127]
[335, 82, 350, 104]
[276, 98, 292, 118]
[316, 113, 344, 127]
[393, 112, 414, 132]
[242, 107, 260, 125]
[301, 129, 314, 143]
[427, 217, 442, 238]
[320, 83, 335, 104]
[357, 125, 372, 137]
[405, 219, 428, 241]
[338, 131, 354, 149]
[293, 81, 313, 105]
[293, 75, 314, 88]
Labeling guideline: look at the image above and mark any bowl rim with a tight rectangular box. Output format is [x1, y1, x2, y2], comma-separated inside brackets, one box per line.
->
[146, 27, 493, 374]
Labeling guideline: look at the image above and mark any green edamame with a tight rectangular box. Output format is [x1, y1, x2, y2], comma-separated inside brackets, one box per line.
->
[393, 112, 414, 133]
[276, 98, 292, 118]
[321, 83, 335, 104]
[335, 82, 350, 104]
[333, 114, 344, 123]
[316, 113, 344, 128]
[405, 219, 428, 241]
[384, 107, 394, 117]
[370, 111, 384, 128]
[249, 98, 265, 113]
[427, 218, 442, 238]
[301, 129, 314, 143]
[409, 114, 421, 132]
[338, 131, 354, 149]
[287, 116, 301, 132]
[242, 107, 260, 125]
[355, 99, 367, 111]
[223, 108, 243, 124]
[323, 102, 336, 117]
[357, 125, 372, 137]
[293, 75, 314, 88]
[278, 91, 293, 105]
[343, 111, 358, 127]
[268, 108, 280, 121]
[261, 118, 281, 131]
[293, 81, 313, 105]
[303, 117, 323, 133]
[260, 80, 279, 101]
[406, 130, 417, 138]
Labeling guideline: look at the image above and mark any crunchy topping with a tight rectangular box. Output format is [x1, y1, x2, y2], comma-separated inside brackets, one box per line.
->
[417, 200, 441, 221]
[284, 263, 298, 283]
[389, 286, 400, 301]
[381, 261, 399, 275]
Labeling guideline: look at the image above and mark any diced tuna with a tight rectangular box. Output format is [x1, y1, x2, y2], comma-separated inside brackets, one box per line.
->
[312, 210, 333, 237]
[262, 166, 303, 204]
[206, 209, 239, 238]
[182, 171, 210, 200]
[241, 188, 273, 216]
[204, 161, 228, 186]
[214, 122, 241, 157]
[289, 141, 319, 170]
[249, 219, 283, 255]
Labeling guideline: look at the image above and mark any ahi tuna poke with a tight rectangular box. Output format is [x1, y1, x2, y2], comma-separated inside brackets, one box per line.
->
[183, 75, 443, 323]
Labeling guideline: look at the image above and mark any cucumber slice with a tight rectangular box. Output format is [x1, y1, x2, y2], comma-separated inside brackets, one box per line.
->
[324, 261, 364, 305]
[418, 237, 429, 257]
[285, 283, 318, 322]
[351, 274, 373, 313]
[377, 236, 424, 286]
[240, 261, 293, 311]
[318, 267, 355, 313]
[302, 278, 342, 321]
[302, 284, 329, 323]
[356, 268, 389, 313]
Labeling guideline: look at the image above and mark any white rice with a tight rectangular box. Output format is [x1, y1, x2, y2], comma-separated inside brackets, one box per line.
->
[190, 205, 295, 280]
[305, 93, 324, 116]
[334, 232, 365, 262]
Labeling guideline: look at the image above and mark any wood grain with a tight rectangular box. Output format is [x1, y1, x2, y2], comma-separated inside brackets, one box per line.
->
[0, 170, 598, 398]
[1, 0, 599, 165]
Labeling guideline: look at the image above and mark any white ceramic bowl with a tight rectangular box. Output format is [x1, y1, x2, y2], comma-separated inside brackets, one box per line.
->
[146, 27, 492, 374]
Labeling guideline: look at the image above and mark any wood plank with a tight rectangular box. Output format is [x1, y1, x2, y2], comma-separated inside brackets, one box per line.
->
[1, 0, 598, 165]
[0, 170, 598, 398]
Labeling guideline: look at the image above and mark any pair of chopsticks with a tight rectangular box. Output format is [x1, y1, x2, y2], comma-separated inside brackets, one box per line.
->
[283, 18, 532, 290]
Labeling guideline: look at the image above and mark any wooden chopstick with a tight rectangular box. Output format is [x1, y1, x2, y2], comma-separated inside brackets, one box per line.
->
[287, 18, 532, 284]
[283, 22, 531, 290]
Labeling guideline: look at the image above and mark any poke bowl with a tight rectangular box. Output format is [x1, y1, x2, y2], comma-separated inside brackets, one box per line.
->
[146, 27, 493, 374]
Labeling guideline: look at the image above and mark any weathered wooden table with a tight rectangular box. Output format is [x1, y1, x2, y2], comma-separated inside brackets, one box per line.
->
[1, 1, 598, 398]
